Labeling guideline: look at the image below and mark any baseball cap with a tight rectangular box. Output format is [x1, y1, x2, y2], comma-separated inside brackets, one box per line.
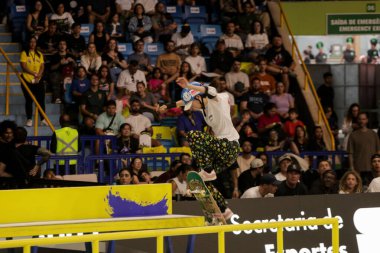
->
[181, 81, 204, 111]
[250, 158, 264, 169]
[278, 154, 292, 163]
[260, 174, 281, 186]
[286, 163, 302, 174]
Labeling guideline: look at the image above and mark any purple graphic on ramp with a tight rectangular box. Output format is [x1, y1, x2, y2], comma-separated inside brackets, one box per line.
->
[105, 189, 168, 217]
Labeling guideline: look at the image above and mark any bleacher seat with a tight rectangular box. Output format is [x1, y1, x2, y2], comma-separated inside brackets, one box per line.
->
[166, 6, 183, 24]
[9, 5, 27, 41]
[80, 24, 94, 43]
[152, 126, 175, 149]
[184, 6, 207, 24]
[200, 24, 222, 44]
[144, 43, 165, 65]
[142, 146, 170, 170]
[169, 146, 192, 155]
[118, 43, 134, 58]
[9, 5, 27, 20]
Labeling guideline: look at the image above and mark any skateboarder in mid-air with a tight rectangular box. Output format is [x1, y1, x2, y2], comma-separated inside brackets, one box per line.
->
[161, 77, 240, 220]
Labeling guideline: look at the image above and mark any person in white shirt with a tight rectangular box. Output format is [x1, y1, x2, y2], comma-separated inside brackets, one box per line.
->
[164, 77, 240, 220]
[171, 24, 194, 59]
[225, 60, 250, 98]
[185, 43, 207, 75]
[241, 174, 280, 198]
[117, 60, 146, 93]
[136, 0, 158, 15]
[50, 3, 75, 34]
[275, 154, 292, 181]
[168, 164, 193, 197]
[219, 21, 244, 57]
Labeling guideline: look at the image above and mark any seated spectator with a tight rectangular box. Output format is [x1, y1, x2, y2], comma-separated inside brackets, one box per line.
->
[308, 126, 327, 151]
[275, 163, 308, 196]
[107, 13, 124, 42]
[156, 40, 181, 80]
[225, 59, 250, 99]
[220, 0, 238, 22]
[115, 87, 130, 117]
[128, 157, 146, 183]
[155, 160, 182, 183]
[98, 66, 115, 101]
[265, 35, 295, 92]
[117, 168, 134, 185]
[148, 67, 168, 102]
[265, 129, 285, 152]
[70, 66, 90, 105]
[185, 43, 206, 75]
[236, 141, 256, 177]
[178, 61, 197, 82]
[274, 154, 292, 181]
[50, 3, 75, 35]
[209, 39, 234, 75]
[131, 81, 159, 121]
[25, 0, 48, 40]
[128, 40, 153, 74]
[115, 0, 134, 30]
[239, 123, 261, 151]
[151, 2, 177, 43]
[117, 123, 140, 154]
[367, 154, 380, 192]
[102, 38, 129, 83]
[309, 170, 338, 195]
[240, 77, 269, 120]
[304, 159, 331, 190]
[214, 76, 235, 115]
[176, 108, 206, 147]
[95, 100, 126, 138]
[80, 74, 108, 122]
[171, 24, 194, 59]
[135, 0, 158, 15]
[245, 20, 269, 57]
[117, 60, 147, 94]
[168, 164, 193, 197]
[81, 42, 102, 75]
[283, 109, 305, 139]
[125, 99, 160, 147]
[270, 82, 294, 119]
[87, 0, 111, 24]
[37, 21, 60, 55]
[339, 171, 363, 194]
[68, 23, 86, 59]
[128, 4, 153, 43]
[220, 21, 244, 57]
[290, 125, 308, 155]
[139, 170, 155, 184]
[49, 40, 77, 103]
[251, 58, 276, 95]
[241, 174, 280, 198]
[257, 102, 282, 135]
[89, 21, 110, 54]
[68, 1, 88, 24]
[234, 1, 260, 42]
[238, 158, 264, 195]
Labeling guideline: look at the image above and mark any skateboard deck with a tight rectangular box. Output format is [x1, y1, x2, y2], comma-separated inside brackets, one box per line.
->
[187, 171, 226, 225]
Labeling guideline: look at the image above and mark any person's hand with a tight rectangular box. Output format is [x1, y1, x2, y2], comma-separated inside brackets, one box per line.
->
[29, 165, 41, 176]
[176, 77, 189, 89]
[157, 104, 168, 114]
[232, 188, 239, 198]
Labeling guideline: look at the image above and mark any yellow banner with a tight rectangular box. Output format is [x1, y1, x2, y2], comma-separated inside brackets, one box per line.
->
[0, 184, 172, 224]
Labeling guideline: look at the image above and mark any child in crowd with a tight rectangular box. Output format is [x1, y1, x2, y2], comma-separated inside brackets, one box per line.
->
[283, 108, 305, 138]
[70, 66, 90, 105]
[107, 13, 124, 42]
[148, 67, 168, 102]
[115, 87, 130, 118]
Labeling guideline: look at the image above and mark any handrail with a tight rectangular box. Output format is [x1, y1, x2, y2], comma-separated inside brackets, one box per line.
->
[0, 47, 55, 134]
[277, 2, 335, 150]
[0, 218, 340, 253]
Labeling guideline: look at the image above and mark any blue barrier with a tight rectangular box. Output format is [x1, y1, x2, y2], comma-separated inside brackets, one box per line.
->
[45, 155, 84, 175]
[84, 153, 182, 184]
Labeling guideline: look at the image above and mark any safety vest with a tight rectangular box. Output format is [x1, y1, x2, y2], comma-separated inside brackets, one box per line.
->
[55, 127, 79, 165]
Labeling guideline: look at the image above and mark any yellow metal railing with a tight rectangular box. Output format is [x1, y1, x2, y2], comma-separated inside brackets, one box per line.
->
[0, 47, 55, 135]
[278, 2, 335, 150]
[0, 218, 340, 253]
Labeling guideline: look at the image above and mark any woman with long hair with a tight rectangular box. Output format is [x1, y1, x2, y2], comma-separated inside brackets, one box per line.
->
[270, 82, 294, 119]
[339, 170, 363, 194]
[341, 103, 360, 150]
[89, 21, 110, 53]
[102, 38, 128, 83]
[245, 20, 269, 54]
[128, 4, 153, 43]
[20, 37, 46, 127]
[25, 0, 48, 40]
[290, 125, 308, 155]
[98, 65, 115, 100]
[80, 42, 102, 75]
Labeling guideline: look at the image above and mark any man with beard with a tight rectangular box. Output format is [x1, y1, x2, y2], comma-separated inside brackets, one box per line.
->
[240, 77, 269, 121]
[128, 39, 153, 74]
[220, 21, 244, 57]
[156, 40, 181, 79]
[125, 99, 161, 147]
[176, 108, 206, 147]
[265, 35, 295, 92]
[348, 112, 380, 185]
[210, 39, 235, 75]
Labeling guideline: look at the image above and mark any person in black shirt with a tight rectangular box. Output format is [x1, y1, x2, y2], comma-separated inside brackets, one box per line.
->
[117, 123, 140, 154]
[275, 163, 308, 196]
[37, 21, 61, 55]
[209, 39, 235, 75]
[240, 77, 269, 120]
[317, 72, 334, 109]
[238, 158, 263, 195]
[68, 23, 86, 60]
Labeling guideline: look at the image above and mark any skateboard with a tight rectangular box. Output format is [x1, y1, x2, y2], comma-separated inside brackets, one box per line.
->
[187, 171, 226, 226]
